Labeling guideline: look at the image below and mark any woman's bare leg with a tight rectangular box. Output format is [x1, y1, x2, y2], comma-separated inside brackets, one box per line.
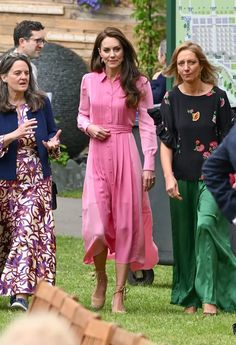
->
[91, 247, 108, 309]
[112, 262, 129, 313]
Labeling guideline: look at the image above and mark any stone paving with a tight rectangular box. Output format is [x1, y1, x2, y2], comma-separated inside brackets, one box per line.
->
[53, 197, 82, 237]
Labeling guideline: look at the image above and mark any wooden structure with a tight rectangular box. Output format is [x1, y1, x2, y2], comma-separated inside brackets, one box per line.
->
[0, 0, 135, 65]
[29, 280, 157, 345]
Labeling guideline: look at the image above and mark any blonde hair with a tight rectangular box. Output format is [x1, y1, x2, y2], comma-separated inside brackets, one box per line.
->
[159, 39, 167, 57]
[0, 312, 77, 345]
[163, 41, 219, 85]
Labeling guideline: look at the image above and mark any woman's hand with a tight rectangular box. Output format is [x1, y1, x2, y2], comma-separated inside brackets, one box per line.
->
[143, 170, 156, 192]
[87, 124, 110, 141]
[14, 118, 38, 139]
[165, 174, 183, 200]
[2, 118, 38, 148]
[42, 129, 62, 150]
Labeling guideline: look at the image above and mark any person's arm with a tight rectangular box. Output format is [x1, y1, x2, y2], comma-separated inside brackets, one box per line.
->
[1, 118, 38, 149]
[41, 97, 61, 158]
[137, 78, 157, 191]
[216, 90, 234, 141]
[159, 90, 182, 200]
[138, 78, 157, 171]
[202, 127, 236, 223]
[0, 115, 37, 160]
[158, 91, 177, 149]
[150, 74, 166, 105]
[77, 74, 91, 133]
[77, 74, 110, 141]
[43, 97, 58, 140]
[160, 142, 182, 200]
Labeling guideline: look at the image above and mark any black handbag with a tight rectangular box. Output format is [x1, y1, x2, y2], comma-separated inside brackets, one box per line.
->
[52, 181, 58, 210]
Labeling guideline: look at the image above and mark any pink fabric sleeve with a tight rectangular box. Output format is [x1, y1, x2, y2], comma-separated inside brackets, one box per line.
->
[138, 78, 158, 171]
[77, 74, 91, 134]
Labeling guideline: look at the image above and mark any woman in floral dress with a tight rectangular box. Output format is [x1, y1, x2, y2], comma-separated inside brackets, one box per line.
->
[0, 53, 61, 311]
[159, 41, 236, 315]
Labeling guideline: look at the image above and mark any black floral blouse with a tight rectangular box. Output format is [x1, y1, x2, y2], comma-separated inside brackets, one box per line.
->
[160, 86, 233, 180]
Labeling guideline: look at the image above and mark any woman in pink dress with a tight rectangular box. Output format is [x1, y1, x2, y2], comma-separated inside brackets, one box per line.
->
[77, 27, 158, 313]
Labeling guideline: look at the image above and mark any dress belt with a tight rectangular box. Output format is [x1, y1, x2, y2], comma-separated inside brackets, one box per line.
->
[100, 124, 132, 134]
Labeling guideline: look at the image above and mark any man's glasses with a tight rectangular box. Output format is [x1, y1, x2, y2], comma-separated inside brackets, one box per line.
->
[28, 38, 47, 45]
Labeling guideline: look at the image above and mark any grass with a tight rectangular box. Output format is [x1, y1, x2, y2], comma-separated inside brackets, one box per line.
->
[58, 189, 82, 198]
[0, 236, 236, 344]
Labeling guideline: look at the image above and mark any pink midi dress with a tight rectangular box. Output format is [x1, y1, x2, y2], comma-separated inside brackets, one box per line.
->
[77, 72, 159, 271]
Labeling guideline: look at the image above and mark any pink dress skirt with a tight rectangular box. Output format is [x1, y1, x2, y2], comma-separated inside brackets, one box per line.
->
[82, 125, 158, 271]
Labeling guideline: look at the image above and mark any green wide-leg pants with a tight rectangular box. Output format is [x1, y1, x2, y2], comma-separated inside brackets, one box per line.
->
[170, 180, 236, 311]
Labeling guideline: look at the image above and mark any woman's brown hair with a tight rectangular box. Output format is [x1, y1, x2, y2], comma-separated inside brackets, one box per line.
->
[0, 53, 46, 112]
[90, 27, 143, 108]
[163, 41, 219, 86]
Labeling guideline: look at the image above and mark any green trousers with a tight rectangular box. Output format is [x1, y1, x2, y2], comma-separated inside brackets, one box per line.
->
[170, 180, 236, 311]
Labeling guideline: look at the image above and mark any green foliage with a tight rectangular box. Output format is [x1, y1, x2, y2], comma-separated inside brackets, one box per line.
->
[132, 0, 166, 78]
[51, 144, 70, 167]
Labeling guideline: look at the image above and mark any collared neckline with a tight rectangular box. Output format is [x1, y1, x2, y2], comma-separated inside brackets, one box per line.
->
[98, 70, 120, 82]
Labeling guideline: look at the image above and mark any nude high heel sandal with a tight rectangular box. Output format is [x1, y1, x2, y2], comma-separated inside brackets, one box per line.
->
[112, 286, 127, 314]
[91, 271, 108, 310]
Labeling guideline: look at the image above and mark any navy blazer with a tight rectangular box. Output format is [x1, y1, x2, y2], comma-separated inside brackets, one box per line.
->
[150, 73, 166, 105]
[0, 97, 57, 180]
[202, 124, 236, 223]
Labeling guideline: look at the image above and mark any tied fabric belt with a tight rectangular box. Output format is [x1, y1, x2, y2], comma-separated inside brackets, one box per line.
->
[100, 124, 132, 134]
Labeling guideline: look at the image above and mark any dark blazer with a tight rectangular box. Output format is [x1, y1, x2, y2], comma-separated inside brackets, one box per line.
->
[202, 124, 236, 223]
[0, 97, 57, 180]
[150, 73, 166, 105]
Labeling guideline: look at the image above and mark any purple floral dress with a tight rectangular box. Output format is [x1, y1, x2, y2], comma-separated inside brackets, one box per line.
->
[0, 105, 56, 296]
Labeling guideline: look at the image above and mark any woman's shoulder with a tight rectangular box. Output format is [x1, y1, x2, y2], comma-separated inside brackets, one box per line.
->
[136, 75, 152, 90]
[212, 85, 227, 96]
[152, 70, 162, 80]
[82, 72, 103, 79]
[152, 70, 165, 80]
[40, 95, 51, 109]
[164, 86, 177, 98]
[82, 72, 92, 81]
[160, 86, 181, 107]
[137, 75, 149, 83]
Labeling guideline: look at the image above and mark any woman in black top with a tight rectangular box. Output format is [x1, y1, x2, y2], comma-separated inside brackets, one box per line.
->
[159, 41, 236, 315]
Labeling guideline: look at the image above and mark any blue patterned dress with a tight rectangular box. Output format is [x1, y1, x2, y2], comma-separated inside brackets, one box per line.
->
[0, 105, 56, 296]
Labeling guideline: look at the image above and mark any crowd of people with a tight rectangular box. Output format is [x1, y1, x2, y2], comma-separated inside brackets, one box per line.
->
[0, 18, 235, 322]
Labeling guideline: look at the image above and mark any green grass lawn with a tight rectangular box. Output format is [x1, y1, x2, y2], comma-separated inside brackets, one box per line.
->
[58, 189, 82, 198]
[0, 236, 235, 345]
